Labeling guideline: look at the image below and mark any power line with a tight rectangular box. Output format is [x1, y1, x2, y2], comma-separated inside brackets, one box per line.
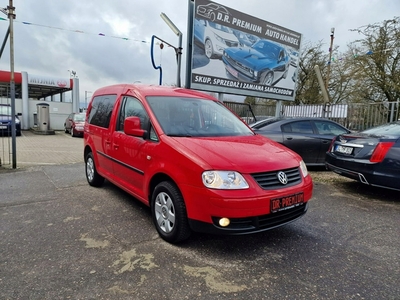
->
[0, 17, 150, 43]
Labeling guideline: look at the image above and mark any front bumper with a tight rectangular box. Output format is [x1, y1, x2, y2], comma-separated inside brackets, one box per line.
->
[180, 176, 313, 234]
[189, 202, 308, 235]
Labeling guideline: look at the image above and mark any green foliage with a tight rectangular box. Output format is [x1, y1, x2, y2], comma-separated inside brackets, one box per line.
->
[296, 17, 399, 104]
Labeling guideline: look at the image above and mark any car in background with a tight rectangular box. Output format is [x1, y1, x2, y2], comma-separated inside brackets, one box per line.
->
[64, 112, 85, 137]
[194, 18, 239, 59]
[325, 121, 400, 191]
[0, 104, 21, 136]
[289, 50, 299, 66]
[222, 39, 290, 86]
[250, 117, 351, 166]
[232, 29, 257, 48]
[83, 84, 313, 243]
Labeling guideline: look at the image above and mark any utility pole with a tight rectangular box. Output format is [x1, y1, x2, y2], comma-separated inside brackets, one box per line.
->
[8, 0, 16, 168]
[85, 91, 92, 110]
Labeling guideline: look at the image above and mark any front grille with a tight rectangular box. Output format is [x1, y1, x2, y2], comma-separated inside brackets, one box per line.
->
[212, 203, 307, 231]
[251, 167, 301, 189]
[225, 56, 253, 77]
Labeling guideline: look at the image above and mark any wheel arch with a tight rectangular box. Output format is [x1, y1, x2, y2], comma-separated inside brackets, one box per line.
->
[148, 172, 181, 205]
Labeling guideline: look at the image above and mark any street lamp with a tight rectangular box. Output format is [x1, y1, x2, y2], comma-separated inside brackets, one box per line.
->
[325, 27, 335, 92]
[160, 13, 183, 87]
[68, 69, 77, 78]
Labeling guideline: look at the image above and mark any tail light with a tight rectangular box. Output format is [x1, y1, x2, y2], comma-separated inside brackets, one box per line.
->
[370, 142, 394, 162]
[327, 136, 337, 152]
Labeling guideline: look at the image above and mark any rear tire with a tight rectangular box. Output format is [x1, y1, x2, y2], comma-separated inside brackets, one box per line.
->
[151, 181, 191, 243]
[85, 152, 104, 187]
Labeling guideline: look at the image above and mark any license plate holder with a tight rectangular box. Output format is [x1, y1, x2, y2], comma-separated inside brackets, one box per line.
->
[0, 125, 7, 129]
[335, 145, 353, 154]
[271, 193, 304, 213]
[226, 65, 238, 78]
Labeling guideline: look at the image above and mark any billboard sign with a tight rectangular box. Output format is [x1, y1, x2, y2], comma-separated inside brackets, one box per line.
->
[187, 0, 302, 101]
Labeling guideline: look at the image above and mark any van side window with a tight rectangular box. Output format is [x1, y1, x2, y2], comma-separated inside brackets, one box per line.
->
[88, 95, 117, 128]
[118, 96, 149, 131]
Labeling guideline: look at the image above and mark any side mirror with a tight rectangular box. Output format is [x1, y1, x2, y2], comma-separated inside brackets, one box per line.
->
[124, 116, 146, 138]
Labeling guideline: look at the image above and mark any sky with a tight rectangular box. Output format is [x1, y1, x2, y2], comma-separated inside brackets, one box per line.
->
[0, 0, 398, 103]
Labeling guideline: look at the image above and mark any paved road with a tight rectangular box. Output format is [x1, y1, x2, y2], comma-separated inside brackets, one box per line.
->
[0, 132, 399, 299]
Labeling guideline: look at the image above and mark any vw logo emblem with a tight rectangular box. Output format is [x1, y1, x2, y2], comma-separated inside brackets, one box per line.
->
[277, 171, 288, 185]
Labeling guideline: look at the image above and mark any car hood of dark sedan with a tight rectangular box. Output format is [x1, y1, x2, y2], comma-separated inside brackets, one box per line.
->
[225, 47, 276, 68]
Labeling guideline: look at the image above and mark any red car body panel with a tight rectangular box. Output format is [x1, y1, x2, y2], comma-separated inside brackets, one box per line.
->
[84, 84, 313, 234]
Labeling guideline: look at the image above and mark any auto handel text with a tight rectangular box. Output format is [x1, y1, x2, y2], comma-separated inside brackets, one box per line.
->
[193, 75, 294, 96]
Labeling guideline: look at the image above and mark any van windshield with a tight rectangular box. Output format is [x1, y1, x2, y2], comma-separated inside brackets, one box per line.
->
[147, 96, 254, 137]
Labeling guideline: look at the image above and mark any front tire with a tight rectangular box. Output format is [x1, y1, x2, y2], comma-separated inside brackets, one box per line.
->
[151, 181, 191, 243]
[204, 39, 214, 59]
[85, 152, 104, 187]
[260, 71, 274, 86]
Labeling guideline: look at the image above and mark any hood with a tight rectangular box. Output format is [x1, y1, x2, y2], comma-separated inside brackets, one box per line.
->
[165, 134, 301, 173]
[225, 47, 274, 67]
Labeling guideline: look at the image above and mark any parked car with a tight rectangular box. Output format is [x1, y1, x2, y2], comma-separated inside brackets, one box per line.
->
[222, 39, 290, 86]
[289, 50, 299, 67]
[83, 84, 313, 244]
[0, 104, 21, 136]
[232, 29, 257, 47]
[325, 121, 400, 191]
[194, 18, 239, 59]
[250, 117, 351, 166]
[64, 112, 85, 137]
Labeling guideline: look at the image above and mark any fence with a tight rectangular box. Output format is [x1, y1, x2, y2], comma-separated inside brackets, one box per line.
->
[224, 100, 400, 131]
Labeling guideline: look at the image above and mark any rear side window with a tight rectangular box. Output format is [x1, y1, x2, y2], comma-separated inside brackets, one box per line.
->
[88, 95, 117, 128]
[282, 121, 313, 134]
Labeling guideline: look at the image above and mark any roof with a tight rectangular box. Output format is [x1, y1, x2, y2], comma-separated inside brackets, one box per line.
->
[92, 83, 218, 100]
[0, 70, 73, 99]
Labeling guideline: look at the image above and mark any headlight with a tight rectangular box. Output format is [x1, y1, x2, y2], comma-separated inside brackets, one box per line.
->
[214, 33, 224, 43]
[15, 118, 20, 124]
[202, 171, 249, 189]
[299, 160, 308, 178]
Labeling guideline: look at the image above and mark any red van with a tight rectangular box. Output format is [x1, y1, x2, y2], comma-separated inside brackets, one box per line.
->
[83, 84, 313, 243]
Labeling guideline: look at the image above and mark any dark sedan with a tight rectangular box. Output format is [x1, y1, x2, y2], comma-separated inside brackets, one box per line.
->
[222, 39, 290, 86]
[325, 121, 400, 191]
[250, 117, 351, 166]
[0, 104, 21, 136]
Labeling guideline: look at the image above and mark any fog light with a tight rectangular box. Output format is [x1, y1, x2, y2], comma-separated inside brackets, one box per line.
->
[219, 218, 230, 227]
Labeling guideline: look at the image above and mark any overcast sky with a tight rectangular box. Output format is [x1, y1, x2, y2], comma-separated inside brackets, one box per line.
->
[0, 0, 398, 102]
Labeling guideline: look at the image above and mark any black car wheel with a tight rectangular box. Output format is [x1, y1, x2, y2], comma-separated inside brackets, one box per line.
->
[261, 72, 274, 86]
[151, 181, 191, 243]
[64, 124, 68, 133]
[85, 152, 104, 187]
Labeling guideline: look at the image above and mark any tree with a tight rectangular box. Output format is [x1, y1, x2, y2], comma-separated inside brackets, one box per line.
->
[347, 17, 400, 103]
[294, 41, 327, 105]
